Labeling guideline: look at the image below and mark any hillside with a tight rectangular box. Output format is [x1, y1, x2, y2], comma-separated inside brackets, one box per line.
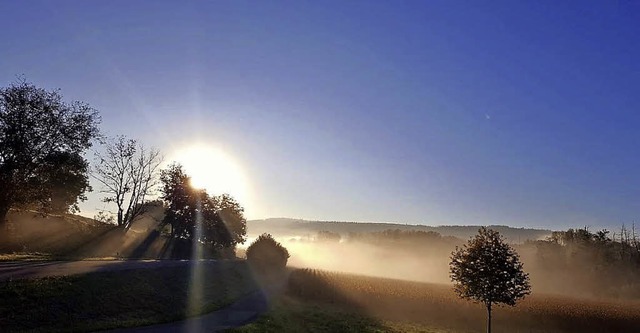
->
[1, 204, 170, 258]
[247, 218, 551, 243]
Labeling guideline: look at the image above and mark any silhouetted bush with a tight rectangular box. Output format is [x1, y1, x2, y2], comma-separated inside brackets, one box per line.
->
[246, 233, 290, 273]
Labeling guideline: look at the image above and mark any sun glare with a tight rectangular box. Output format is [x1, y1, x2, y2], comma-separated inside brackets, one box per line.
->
[170, 144, 250, 204]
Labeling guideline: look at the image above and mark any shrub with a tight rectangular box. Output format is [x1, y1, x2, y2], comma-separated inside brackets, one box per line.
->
[246, 233, 290, 272]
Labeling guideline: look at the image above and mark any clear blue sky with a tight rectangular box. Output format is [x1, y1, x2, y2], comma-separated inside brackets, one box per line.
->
[1, 1, 639, 229]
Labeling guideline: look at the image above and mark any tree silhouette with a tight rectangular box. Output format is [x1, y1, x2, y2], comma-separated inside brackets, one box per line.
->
[160, 163, 246, 251]
[0, 80, 100, 228]
[246, 233, 290, 273]
[450, 227, 531, 333]
[92, 136, 162, 228]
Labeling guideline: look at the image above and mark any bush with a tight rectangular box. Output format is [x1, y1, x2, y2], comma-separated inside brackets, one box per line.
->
[246, 233, 290, 273]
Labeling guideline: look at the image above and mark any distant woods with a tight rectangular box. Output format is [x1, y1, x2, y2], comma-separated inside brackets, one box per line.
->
[0, 79, 248, 258]
[528, 226, 640, 298]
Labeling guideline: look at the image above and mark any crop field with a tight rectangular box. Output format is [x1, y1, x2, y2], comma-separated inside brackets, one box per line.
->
[286, 269, 640, 333]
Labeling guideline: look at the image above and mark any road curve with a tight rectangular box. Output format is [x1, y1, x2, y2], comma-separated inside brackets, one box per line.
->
[102, 289, 269, 333]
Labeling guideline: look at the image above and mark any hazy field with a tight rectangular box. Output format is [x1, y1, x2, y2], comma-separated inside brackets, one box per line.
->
[239, 225, 640, 333]
[275, 269, 640, 333]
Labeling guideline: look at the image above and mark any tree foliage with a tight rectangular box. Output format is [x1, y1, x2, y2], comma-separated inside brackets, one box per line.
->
[450, 227, 531, 333]
[160, 163, 246, 249]
[0, 80, 100, 225]
[18, 151, 92, 214]
[92, 136, 162, 228]
[246, 233, 290, 272]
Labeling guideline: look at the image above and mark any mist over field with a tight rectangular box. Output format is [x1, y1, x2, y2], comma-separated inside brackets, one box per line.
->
[275, 238, 452, 284]
[246, 220, 640, 300]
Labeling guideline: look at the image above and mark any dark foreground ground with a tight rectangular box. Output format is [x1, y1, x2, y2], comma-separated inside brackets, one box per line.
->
[2, 262, 639, 333]
[0, 261, 262, 332]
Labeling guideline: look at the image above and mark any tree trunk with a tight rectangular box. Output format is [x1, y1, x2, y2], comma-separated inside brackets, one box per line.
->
[0, 204, 9, 233]
[487, 302, 492, 333]
[0, 203, 11, 252]
[117, 208, 123, 227]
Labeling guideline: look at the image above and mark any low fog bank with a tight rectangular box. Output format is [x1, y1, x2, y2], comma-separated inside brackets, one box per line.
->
[285, 237, 452, 284]
[248, 228, 640, 300]
[243, 231, 460, 284]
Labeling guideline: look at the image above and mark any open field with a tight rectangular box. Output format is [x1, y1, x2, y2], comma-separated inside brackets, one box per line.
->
[0, 262, 258, 332]
[239, 268, 640, 333]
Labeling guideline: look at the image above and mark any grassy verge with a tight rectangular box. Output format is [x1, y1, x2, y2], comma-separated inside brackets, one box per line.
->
[0, 262, 258, 332]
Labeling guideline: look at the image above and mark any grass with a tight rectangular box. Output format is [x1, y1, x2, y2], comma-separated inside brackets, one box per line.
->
[227, 295, 462, 333]
[228, 296, 393, 333]
[244, 268, 640, 333]
[0, 261, 259, 332]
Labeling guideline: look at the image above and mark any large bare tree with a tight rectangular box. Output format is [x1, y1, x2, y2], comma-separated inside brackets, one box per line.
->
[93, 136, 162, 229]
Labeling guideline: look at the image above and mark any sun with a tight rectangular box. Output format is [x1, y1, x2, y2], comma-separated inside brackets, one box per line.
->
[170, 143, 249, 204]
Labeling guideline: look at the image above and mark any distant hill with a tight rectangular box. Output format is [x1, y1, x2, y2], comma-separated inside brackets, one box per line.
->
[247, 218, 552, 243]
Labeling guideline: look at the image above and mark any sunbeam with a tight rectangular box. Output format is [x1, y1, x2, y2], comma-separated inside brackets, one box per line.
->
[187, 195, 205, 326]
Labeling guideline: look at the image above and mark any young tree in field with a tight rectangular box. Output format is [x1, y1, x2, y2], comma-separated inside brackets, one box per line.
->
[93, 136, 162, 229]
[160, 163, 246, 249]
[0, 80, 100, 228]
[450, 227, 531, 333]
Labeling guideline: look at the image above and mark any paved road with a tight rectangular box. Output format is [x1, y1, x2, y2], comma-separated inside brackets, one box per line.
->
[103, 289, 270, 333]
[0, 259, 218, 281]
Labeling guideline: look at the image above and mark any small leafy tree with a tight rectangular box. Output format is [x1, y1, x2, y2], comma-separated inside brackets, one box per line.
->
[450, 227, 531, 333]
[246, 233, 290, 273]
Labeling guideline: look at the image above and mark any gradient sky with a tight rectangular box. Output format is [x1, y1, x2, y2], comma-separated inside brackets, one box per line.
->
[1, 1, 639, 230]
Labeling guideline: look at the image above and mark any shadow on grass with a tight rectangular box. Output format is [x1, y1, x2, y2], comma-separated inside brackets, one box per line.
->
[228, 296, 395, 333]
[228, 268, 397, 333]
[0, 261, 260, 333]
